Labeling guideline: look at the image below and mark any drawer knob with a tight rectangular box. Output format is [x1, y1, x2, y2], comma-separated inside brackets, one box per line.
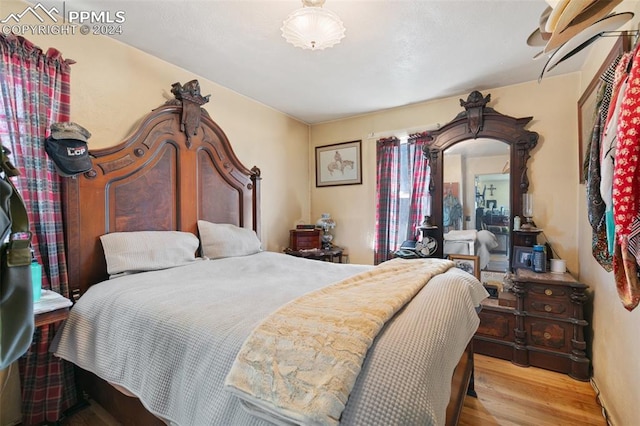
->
[544, 332, 552, 340]
[545, 289, 553, 296]
[544, 304, 552, 312]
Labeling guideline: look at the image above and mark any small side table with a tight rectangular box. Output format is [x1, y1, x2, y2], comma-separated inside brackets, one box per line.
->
[284, 247, 344, 263]
[34, 290, 72, 327]
[19, 290, 74, 425]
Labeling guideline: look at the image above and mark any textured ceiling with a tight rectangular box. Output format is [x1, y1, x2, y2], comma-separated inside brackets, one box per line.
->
[30, 0, 637, 124]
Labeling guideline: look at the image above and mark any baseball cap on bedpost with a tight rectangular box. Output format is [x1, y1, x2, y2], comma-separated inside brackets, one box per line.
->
[50, 121, 91, 142]
[45, 122, 92, 177]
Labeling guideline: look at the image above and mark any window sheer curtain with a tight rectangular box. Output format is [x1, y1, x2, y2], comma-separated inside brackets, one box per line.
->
[406, 132, 431, 239]
[0, 34, 77, 424]
[374, 134, 430, 265]
[374, 137, 400, 265]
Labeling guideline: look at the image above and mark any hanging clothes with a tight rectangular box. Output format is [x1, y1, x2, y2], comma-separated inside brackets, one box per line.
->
[611, 42, 640, 311]
[601, 53, 632, 255]
[613, 244, 640, 310]
[443, 192, 462, 230]
[586, 81, 611, 270]
[615, 44, 640, 244]
[586, 52, 627, 272]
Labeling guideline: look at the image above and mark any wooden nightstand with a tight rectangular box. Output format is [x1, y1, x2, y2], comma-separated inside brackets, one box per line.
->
[35, 307, 69, 327]
[284, 247, 344, 263]
[34, 290, 72, 327]
[474, 269, 590, 381]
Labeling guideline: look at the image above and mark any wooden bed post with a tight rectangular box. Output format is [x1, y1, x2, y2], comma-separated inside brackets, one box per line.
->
[250, 166, 261, 237]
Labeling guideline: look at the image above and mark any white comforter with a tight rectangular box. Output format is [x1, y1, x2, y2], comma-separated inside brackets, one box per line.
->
[51, 251, 487, 426]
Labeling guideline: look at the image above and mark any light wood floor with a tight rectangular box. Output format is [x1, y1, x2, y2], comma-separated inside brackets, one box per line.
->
[460, 355, 606, 426]
[62, 354, 606, 426]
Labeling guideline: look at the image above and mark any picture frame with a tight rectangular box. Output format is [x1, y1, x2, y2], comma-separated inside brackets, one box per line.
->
[315, 140, 362, 187]
[486, 199, 497, 209]
[512, 245, 534, 270]
[448, 254, 480, 280]
[577, 34, 631, 184]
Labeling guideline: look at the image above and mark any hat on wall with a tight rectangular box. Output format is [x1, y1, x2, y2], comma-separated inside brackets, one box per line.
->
[551, 0, 600, 35]
[544, 0, 574, 33]
[527, 6, 553, 47]
[544, 0, 623, 53]
[539, 12, 634, 79]
[46, 122, 92, 177]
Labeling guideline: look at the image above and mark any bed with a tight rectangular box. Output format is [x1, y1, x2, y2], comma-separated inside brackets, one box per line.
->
[52, 80, 487, 425]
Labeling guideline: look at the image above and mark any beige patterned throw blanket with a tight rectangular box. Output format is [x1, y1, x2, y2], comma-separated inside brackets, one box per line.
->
[224, 257, 454, 426]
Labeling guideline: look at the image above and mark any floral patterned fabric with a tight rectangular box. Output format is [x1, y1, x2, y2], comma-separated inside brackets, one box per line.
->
[614, 43, 640, 245]
[598, 42, 640, 312]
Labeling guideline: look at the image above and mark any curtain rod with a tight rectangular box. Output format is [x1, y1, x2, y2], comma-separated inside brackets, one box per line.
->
[366, 123, 441, 140]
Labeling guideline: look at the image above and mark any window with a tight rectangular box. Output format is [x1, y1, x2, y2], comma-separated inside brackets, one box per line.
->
[374, 133, 430, 264]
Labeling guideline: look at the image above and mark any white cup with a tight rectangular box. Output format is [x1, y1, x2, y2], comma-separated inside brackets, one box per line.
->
[550, 259, 566, 274]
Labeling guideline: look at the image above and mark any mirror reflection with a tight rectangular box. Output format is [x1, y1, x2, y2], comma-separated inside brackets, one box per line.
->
[442, 139, 510, 273]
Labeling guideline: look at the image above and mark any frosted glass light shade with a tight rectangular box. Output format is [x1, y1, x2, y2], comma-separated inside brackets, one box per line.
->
[281, 2, 345, 50]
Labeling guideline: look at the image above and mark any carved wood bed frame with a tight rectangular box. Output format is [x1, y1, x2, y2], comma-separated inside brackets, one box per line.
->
[61, 80, 473, 425]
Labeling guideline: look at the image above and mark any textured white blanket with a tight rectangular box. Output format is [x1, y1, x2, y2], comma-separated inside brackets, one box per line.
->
[225, 257, 454, 426]
[51, 252, 486, 426]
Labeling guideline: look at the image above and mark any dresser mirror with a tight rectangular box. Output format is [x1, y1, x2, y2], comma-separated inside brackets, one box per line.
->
[423, 91, 539, 272]
[444, 139, 511, 271]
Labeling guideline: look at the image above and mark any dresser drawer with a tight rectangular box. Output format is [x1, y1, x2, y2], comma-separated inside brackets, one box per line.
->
[477, 308, 515, 341]
[525, 319, 571, 352]
[526, 296, 570, 318]
[528, 283, 569, 299]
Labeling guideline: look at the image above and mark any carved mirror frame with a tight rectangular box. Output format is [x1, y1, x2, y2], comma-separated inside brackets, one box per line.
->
[423, 91, 539, 259]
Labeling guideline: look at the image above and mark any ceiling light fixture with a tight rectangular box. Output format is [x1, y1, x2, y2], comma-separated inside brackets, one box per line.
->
[281, 0, 346, 51]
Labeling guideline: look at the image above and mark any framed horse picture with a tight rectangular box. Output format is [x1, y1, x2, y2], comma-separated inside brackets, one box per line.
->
[315, 140, 362, 187]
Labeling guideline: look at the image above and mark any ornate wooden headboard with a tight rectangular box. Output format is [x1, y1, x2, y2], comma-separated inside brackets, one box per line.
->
[63, 80, 261, 298]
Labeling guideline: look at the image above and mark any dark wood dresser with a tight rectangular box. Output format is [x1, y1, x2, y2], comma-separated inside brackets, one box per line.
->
[474, 268, 590, 381]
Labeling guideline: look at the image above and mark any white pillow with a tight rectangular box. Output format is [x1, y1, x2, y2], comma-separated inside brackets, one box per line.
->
[197, 220, 262, 259]
[100, 231, 199, 276]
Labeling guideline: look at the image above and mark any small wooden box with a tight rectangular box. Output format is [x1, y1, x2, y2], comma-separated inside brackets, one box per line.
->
[289, 229, 321, 250]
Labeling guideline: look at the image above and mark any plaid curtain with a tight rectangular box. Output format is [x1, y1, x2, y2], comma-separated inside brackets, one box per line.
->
[374, 135, 431, 265]
[0, 34, 77, 424]
[406, 132, 431, 239]
[374, 137, 400, 265]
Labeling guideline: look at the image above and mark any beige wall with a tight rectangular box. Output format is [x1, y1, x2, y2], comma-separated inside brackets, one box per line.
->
[311, 75, 581, 269]
[576, 3, 640, 424]
[4, 0, 310, 253]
